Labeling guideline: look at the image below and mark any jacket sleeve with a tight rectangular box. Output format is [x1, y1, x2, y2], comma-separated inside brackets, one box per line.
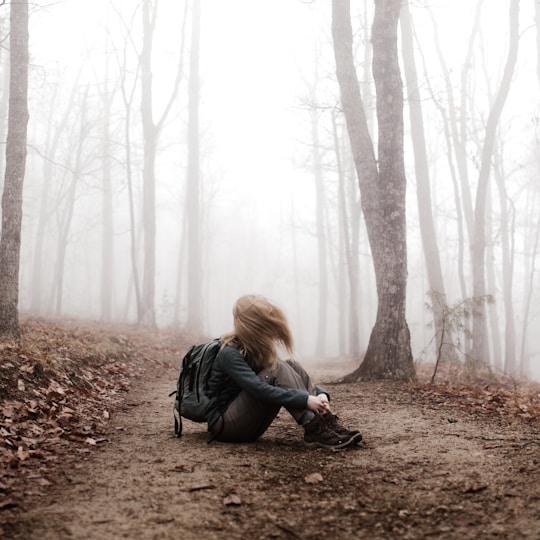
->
[315, 385, 330, 401]
[218, 346, 309, 410]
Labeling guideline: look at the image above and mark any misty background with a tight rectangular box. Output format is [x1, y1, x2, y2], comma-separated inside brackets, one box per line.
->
[1, 1, 539, 379]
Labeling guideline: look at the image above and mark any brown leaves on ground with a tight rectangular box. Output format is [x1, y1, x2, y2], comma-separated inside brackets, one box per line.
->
[1, 317, 540, 537]
[0, 316, 194, 512]
[410, 363, 540, 428]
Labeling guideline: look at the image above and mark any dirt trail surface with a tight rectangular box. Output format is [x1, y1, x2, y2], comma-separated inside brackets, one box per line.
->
[4, 360, 540, 540]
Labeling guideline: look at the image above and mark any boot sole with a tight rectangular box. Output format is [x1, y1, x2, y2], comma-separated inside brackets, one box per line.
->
[304, 436, 356, 450]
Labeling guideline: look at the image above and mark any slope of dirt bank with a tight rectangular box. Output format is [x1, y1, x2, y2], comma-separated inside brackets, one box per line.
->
[3, 361, 540, 540]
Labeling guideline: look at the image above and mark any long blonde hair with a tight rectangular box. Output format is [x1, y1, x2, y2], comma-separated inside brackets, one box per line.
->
[222, 295, 294, 369]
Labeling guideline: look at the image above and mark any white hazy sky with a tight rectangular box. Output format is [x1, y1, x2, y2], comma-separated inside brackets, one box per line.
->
[31, 0, 326, 203]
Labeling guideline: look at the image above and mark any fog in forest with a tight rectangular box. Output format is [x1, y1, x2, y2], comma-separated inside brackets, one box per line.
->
[1, 1, 539, 380]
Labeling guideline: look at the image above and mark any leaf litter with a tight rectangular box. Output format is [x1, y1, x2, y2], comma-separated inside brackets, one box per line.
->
[1, 317, 539, 539]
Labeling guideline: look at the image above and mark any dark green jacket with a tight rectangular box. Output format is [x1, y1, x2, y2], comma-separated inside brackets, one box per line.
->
[205, 345, 310, 430]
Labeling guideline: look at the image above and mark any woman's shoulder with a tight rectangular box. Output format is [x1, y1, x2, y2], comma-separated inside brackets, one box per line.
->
[218, 343, 242, 359]
[218, 344, 254, 371]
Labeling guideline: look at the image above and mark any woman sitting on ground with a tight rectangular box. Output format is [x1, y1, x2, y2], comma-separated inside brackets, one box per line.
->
[205, 294, 361, 449]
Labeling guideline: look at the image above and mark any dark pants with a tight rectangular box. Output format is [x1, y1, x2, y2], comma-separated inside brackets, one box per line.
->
[210, 359, 317, 443]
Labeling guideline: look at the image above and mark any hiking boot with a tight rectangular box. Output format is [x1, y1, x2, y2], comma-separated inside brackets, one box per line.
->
[303, 414, 355, 449]
[322, 413, 362, 443]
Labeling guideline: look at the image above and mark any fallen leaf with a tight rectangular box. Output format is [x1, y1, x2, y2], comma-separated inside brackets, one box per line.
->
[223, 494, 242, 506]
[304, 473, 323, 484]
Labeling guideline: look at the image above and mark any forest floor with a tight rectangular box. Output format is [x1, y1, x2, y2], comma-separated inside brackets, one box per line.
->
[1, 318, 540, 539]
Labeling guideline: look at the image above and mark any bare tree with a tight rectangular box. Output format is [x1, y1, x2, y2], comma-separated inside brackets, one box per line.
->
[0, 0, 29, 339]
[48, 88, 90, 316]
[400, 2, 458, 365]
[186, 0, 202, 331]
[471, 0, 519, 365]
[332, 0, 414, 380]
[99, 37, 115, 322]
[139, 0, 187, 327]
[30, 77, 78, 314]
[111, 5, 143, 323]
[423, 5, 471, 303]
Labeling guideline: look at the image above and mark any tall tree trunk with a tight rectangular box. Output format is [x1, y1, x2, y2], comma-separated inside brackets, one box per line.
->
[347, 156, 363, 357]
[485, 188, 502, 371]
[493, 154, 516, 374]
[140, 0, 157, 327]
[424, 7, 468, 302]
[332, 0, 414, 381]
[101, 48, 114, 322]
[332, 111, 360, 360]
[174, 210, 187, 325]
[456, 2, 485, 247]
[311, 107, 328, 357]
[0, 0, 29, 339]
[186, 0, 202, 331]
[334, 115, 348, 358]
[400, 1, 458, 365]
[116, 16, 143, 323]
[139, 0, 187, 327]
[519, 196, 540, 377]
[471, 0, 519, 365]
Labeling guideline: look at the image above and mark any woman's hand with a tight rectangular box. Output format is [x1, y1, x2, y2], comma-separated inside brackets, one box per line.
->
[318, 393, 330, 410]
[307, 394, 330, 414]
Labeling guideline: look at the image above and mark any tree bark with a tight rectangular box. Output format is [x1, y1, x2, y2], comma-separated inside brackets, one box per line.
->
[332, 0, 414, 380]
[0, 0, 29, 339]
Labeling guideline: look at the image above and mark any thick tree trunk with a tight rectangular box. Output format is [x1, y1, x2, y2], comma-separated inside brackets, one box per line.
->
[0, 1, 29, 339]
[332, 0, 414, 380]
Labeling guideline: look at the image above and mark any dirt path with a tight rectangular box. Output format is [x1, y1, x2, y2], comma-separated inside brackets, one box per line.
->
[5, 362, 540, 540]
